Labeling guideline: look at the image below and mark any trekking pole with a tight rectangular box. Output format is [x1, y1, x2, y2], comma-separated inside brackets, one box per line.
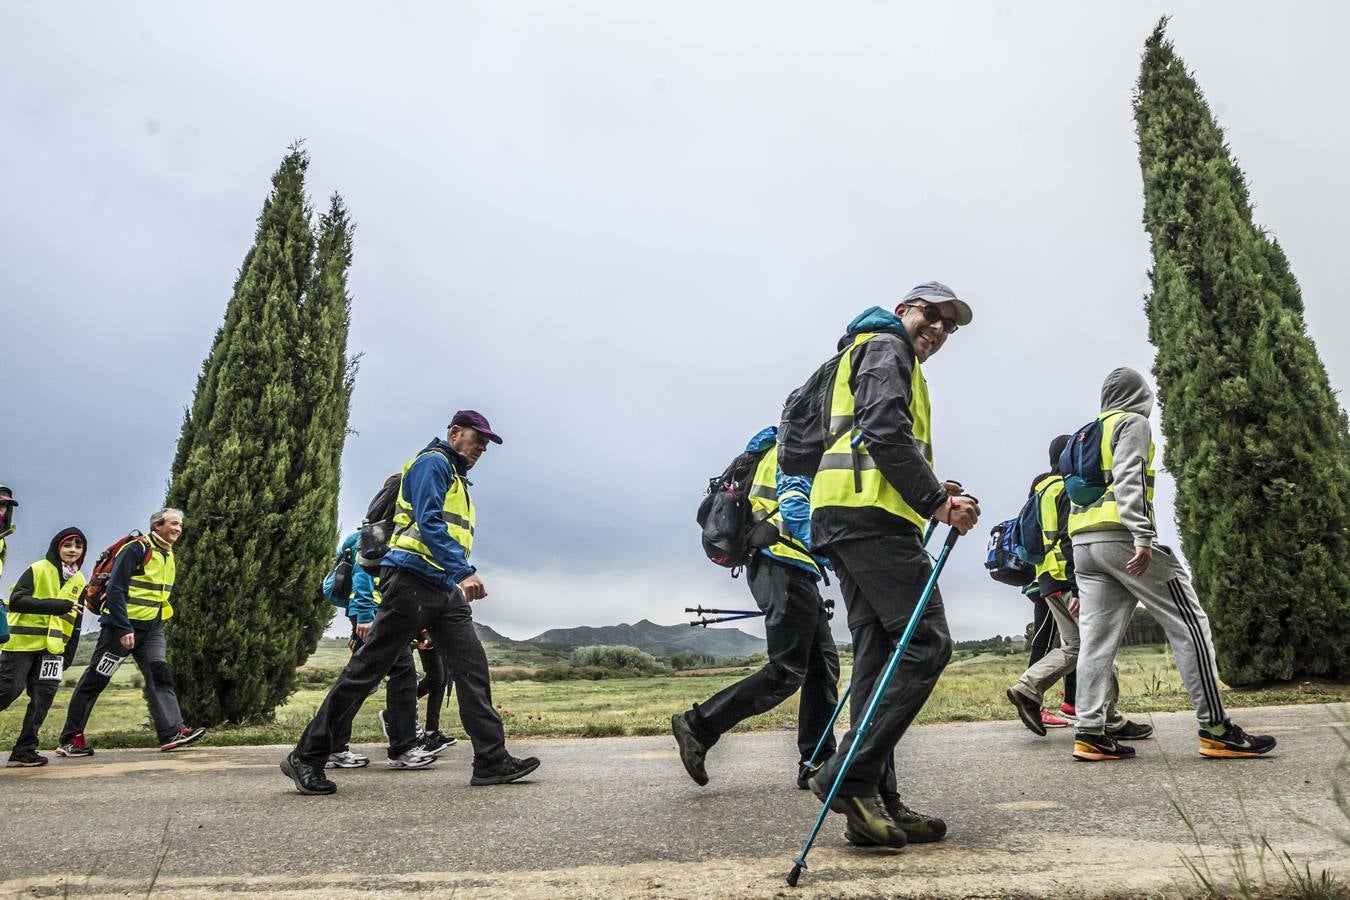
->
[796, 518, 940, 785]
[787, 523, 963, 888]
[689, 612, 763, 628]
[684, 605, 766, 627]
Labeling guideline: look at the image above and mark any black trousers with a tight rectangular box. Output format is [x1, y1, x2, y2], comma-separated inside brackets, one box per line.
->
[60, 624, 184, 744]
[0, 650, 61, 754]
[417, 645, 449, 732]
[688, 557, 840, 762]
[818, 530, 953, 799]
[296, 567, 506, 769]
[1028, 594, 1076, 706]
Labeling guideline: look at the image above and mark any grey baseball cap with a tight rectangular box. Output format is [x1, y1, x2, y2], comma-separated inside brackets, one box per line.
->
[901, 281, 973, 327]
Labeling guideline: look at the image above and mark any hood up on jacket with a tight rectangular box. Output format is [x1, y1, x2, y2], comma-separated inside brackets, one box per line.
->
[46, 526, 88, 569]
[1100, 367, 1154, 418]
[838, 306, 911, 351]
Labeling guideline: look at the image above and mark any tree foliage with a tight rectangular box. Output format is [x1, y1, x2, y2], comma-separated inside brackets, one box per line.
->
[165, 146, 358, 723]
[1134, 20, 1350, 683]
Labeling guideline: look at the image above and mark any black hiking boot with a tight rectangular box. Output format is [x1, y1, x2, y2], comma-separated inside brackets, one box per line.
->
[796, 754, 831, 791]
[671, 711, 709, 786]
[1072, 731, 1136, 762]
[1106, 719, 1154, 741]
[844, 798, 946, 846]
[470, 754, 540, 785]
[808, 774, 906, 849]
[1007, 687, 1047, 736]
[280, 750, 337, 795]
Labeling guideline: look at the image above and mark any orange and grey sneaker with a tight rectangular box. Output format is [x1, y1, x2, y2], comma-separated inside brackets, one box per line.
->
[1072, 731, 1136, 761]
[1198, 720, 1276, 759]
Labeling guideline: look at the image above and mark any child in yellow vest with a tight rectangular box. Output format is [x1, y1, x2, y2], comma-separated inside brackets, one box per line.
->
[1, 527, 86, 767]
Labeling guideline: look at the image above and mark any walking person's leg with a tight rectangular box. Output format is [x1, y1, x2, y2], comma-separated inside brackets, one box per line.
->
[1072, 543, 1143, 760]
[129, 629, 186, 741]
[1010, 591, 1079, 732]
[59, 625, 128, 745]
[383, 643, 421, 760]
[416, 644, 447, 734]
[14, 657, 60, 757]
[796, 594, 840, 766]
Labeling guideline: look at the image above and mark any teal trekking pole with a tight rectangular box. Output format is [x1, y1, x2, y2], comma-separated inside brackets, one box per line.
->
[787, 522, 963, 887]
[795, 518, 940, 788]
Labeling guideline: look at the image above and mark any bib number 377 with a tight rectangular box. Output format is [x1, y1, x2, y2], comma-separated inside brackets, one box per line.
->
[39, 655, 65, 683]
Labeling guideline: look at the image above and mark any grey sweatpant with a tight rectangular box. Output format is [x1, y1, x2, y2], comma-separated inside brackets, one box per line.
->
[1073, 541, 1225, 732]
[1012, 591, 1120, 721]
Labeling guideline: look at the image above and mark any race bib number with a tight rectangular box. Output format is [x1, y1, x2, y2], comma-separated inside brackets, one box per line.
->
[95, 652, 124, 678]
[39, 655, 65, 683]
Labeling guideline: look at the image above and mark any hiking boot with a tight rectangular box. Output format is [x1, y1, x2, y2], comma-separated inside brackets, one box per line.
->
[160, 725, 206, 752]
[886, 799, 948, 843]
[387, 747, 437, 769]
[1198, 720, 1277, 759]
[281, 751, 337, 795]
[1072, 731, 1136, 761]
[1106, 719, 1154, 741]
[1007, 688, 1047, 736]
[419, 731, 458, 757]
[471, 754, 541, 786]
[55, 733, 93, 758]
[1040, 710, 1070, 729]
[808, 774, 906, 849]
[671, 711, 709, 786]
[797, 756, 830, 791]
[6, 750, 49, 768]
[325, 749, 370, 769]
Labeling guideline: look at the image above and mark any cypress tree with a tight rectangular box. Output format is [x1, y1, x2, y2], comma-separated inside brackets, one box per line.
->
[1134, 20, 1350, 684]
[166, 147, 357, 723]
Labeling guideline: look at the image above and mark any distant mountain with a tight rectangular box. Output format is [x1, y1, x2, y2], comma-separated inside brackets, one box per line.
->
[473, 622, 512, 644]
[526, 618, 766, 660]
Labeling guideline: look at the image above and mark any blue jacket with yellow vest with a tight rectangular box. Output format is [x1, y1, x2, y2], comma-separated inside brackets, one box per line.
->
[809, 307, 949, 548]
[744, 427, 824, 579]
[380, 438, 476, 591]
[5, 526, 87, 655]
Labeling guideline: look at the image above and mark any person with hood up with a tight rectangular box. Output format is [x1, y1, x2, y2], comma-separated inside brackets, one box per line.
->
[805, 282, 980, 850]
[0, 484, 18, 644]
[1006, 436, 1153, 741]
[282, 411, 539, 795]
[1067, 368, 1276, 761]
[1, 526, 87, 766]
[671, 425, 841, 788]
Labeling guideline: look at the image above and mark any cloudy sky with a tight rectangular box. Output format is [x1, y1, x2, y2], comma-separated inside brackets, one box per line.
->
[2, 3, 1346, 644]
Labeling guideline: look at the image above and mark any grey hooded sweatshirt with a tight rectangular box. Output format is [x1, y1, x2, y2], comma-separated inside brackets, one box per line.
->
[1071, 367, 1157, 549]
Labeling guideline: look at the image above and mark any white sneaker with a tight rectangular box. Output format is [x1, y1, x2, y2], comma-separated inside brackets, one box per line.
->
[388, 747, 437, 769]
[326, 749, 370, 769]
[377, 709, 390, 741]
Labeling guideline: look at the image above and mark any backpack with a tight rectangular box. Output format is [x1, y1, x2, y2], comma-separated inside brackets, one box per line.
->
[777, 346, 849, 477]
[357, 474, 403, 575]
[1011, 484, 1056, 566]
[326, 545, 355, 608]
[1058, 417, 1111, 506]
[985, 518, 1034, 588]
[697, 448, 780, 571]
[83, 532, 153, 613]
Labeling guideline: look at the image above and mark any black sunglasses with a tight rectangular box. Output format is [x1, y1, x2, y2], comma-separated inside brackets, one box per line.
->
[905, 302, 959, 335]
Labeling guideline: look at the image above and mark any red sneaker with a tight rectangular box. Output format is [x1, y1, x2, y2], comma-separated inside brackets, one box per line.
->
[1060, 703, 1077, 718]
[1040, 710, 1070, 728]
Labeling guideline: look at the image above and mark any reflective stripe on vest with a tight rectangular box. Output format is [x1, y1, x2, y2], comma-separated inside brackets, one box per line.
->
[5, 560, 85, 653]
[1031, 474, 1068, 583]
[748, 446, 820, 574]
[810, 332, 932, 530]
[388, 450, 475, 571]
[126, 538, 176, 622]
[1066, 411, 1156, 537]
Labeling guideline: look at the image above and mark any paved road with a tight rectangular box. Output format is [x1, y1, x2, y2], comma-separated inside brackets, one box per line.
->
[1, 703, 1346, 898]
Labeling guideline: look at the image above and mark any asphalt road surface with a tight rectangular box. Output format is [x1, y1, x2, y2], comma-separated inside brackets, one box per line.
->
[1, 703, 1346, 898]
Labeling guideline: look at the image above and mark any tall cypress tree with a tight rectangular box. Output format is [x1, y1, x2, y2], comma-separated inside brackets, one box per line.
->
[1135, 20, 1350, 684]
[166, 147, 357, 723]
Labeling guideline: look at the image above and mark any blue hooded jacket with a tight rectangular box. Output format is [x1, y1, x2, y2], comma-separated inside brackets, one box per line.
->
[745, 427, 828, 578]
[323, 531, 378, 624]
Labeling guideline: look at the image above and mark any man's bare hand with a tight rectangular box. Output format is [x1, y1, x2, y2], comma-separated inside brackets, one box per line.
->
[1126, 546, 1153, 577]
[458, 574, 486, 602]
[1068, 595, 1081, 617]
[119, 633, 136, 651]
[935, 496, 980, 535]
[355, 622, 373, 641]
[941, 480, 964, 497]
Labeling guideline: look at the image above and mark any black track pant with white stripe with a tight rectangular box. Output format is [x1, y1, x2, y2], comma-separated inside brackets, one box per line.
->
[1072, 540, 1225, 732]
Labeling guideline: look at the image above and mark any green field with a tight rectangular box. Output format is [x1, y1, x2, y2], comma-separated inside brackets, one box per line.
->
[2, 643, 1344, 751]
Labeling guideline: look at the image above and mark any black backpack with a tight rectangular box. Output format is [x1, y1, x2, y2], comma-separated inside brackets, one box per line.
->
[777, 346, 849, 477]
[697, 448, 780, 572]
[357, 473, 403, 574]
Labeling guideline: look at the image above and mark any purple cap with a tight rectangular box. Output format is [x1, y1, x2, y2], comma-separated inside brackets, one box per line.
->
[449, 410, 503, 444]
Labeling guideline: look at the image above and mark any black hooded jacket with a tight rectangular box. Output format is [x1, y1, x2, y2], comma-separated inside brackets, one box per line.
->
[7, 526, 88, 615]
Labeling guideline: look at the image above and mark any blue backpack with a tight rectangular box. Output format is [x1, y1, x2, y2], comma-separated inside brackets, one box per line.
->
[1058, 417, 1111, 506]
[985, 518, 1034, 587]
[1010, 490, 1050, 565]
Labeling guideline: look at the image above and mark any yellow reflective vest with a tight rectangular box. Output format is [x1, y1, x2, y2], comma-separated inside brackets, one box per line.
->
[747, 445, 820, 576]
[1066, 411, 1156, 538]
[125, 534, 176, 623]
[1031, 474, 1070, 586]
[6, 560, 85, 654]
[388, 449, 476, 570]
[810, 332, 933, 530]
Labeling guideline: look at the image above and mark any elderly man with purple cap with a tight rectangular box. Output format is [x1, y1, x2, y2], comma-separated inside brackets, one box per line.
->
[283, 410, 540, 795]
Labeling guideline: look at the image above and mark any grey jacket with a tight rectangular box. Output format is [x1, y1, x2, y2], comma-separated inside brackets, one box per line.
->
[1072, 367, 1157, 549]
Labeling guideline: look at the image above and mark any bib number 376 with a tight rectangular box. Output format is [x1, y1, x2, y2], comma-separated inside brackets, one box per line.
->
[39, 655, 65, 683]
